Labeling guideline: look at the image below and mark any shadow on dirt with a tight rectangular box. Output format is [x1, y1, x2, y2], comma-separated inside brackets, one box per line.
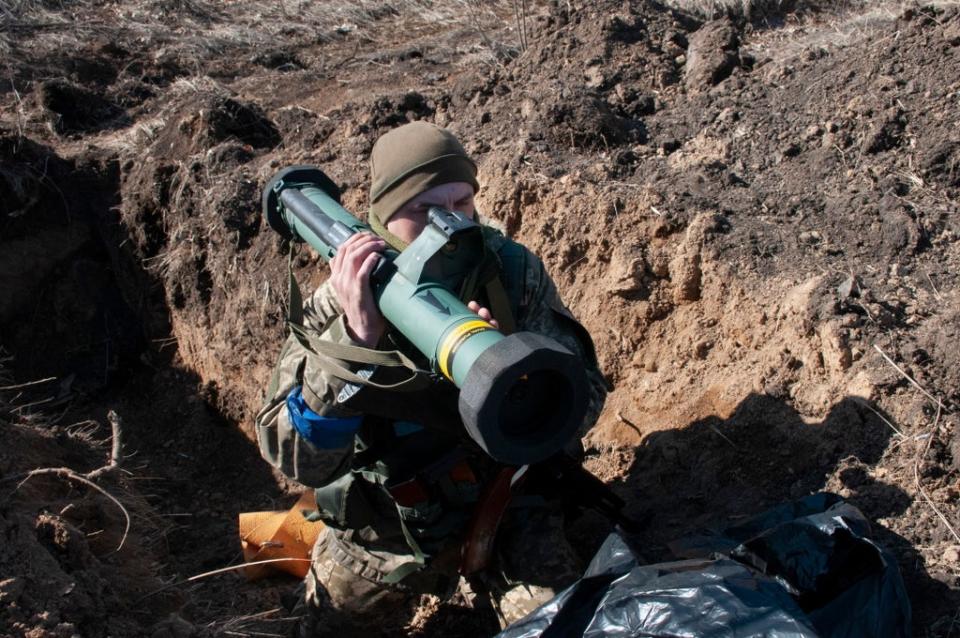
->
[605, 392, 957, 635]
[0, 130, 167, 390]
[0, 131, 289, 635]
[37, 79, 132, 137]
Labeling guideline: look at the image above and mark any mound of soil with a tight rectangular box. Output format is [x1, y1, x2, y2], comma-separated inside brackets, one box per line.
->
[1, 0, 958, 636]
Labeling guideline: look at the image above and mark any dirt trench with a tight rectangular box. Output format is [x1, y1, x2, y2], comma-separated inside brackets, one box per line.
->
[2, 0, 959, 636]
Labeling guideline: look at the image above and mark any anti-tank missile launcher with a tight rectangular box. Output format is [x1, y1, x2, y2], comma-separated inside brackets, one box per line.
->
[262, 166, 588, 465]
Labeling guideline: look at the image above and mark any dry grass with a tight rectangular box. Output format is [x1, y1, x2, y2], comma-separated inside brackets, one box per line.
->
[0, 351, 13, 425]
[0, 0, 522, 68]
[663, 0, 788, 20]
[661, 0, 874, 21]
[0, 352, 59, 427]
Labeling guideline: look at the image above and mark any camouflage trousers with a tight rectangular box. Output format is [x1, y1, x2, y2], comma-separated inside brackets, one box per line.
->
[297, 501, 582, 635]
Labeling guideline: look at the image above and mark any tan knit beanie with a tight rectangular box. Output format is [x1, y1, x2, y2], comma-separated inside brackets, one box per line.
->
[369, 121, 479, 231]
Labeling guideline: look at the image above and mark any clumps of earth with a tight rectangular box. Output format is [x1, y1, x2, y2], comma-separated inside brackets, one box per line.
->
[1, 0, 958, 636]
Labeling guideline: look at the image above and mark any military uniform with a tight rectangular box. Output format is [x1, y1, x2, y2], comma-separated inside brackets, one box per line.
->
[255, 225, 607, 630]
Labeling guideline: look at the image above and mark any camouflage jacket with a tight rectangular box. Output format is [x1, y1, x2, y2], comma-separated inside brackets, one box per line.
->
[255, 227, 607, 559]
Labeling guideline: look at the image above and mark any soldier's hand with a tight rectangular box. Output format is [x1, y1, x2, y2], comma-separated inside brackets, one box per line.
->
[330, 232, 387, 347]
[467, 301, 500, 330]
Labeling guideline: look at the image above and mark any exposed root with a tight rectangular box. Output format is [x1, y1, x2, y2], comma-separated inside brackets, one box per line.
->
[13, 467, 131, 552]
[2, 409, 130, 552]
[87, 410, 123, 481]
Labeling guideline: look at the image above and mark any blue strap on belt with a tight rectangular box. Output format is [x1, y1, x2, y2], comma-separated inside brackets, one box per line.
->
[286, 386, 361, 449]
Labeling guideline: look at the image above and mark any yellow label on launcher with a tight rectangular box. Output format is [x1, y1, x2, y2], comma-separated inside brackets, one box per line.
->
[438, 320, 495, 380]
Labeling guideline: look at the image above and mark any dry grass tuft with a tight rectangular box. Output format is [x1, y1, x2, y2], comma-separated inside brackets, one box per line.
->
[662, 0, 787, 20]
[661, 0, 871, 21]
[0, 0, 520, 67]
[0, 352, 57, 427]
[0, 351, 13, 425]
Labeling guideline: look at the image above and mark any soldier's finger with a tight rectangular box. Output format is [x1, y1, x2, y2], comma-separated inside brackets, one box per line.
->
[356, 251, 381, 284]
[344, 233, 385, 256]
[343, 236, 385, 273]
[467, 301, 480, 312]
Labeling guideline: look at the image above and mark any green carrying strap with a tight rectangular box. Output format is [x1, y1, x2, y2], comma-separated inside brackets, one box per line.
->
[457, 245, 518, 336]
[369, 214, 408, 252]
[482, 277, 517, 336]
[285, 242, 431, 392]
[380, 510, 428, 584]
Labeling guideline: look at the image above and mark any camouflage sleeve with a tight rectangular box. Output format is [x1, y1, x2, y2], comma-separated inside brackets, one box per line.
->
[516, 251, 608, 438]
[254, 280, 363, 488]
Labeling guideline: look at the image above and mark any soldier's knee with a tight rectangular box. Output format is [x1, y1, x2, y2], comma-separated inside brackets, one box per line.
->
[302, 530, 414, 628]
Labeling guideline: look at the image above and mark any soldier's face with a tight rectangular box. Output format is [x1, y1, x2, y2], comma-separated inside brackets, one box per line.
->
[386, 182, 476, 244]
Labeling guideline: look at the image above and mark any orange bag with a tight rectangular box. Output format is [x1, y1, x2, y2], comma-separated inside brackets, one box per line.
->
[239, 492, 325, 580]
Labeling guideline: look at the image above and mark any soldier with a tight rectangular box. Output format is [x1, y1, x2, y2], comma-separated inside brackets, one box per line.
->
[255, 121, 607, 633]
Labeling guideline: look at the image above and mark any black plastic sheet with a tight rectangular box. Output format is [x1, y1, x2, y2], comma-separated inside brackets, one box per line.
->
[497, 493, 911, 638]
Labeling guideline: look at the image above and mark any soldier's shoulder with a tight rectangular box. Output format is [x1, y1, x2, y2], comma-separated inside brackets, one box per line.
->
[480, 224, 537, 261]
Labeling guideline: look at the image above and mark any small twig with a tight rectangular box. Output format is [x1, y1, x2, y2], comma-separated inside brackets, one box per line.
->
[510, 0, 520, 51]
[136, 558, 313, 603]
[851, 397, 904, 437]
[222, 630, 287, 638]
[873, 344, 946, 409]
[615, 410, 642, 439]
[0, 376, 56, 391]
[465, 1, 504, 69]
[709, 424, 739, 449]
[563, 255, 588, 271]
[190, 558, 313, 581]
[10, 396, 56, 413]
[328, 40, 360, 72]
[913, 402, 960, 544]
[217, 608, 285, 625]
[521, 0, 529, 51]
[855, 301, 876, 324]
[925, 271, 943, 302]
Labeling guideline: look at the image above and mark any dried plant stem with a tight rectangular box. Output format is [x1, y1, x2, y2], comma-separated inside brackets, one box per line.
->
[851, 397, 904, 437]
[709, 424, 738, 449]
[925, 271, 943, 302]
[873, 344, 945, 410]
[188, 557, 312, 582]
[136, 558, 313, 603]
[871, 345, 958, 542]
[520, 0, 529, 50]
[0, 376, 56, 390]
[511, 0, 527, 51]
[913, 403, 960, 544]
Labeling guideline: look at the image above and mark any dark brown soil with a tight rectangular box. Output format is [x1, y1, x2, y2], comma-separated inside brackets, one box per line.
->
[1, 1, 958, 636]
